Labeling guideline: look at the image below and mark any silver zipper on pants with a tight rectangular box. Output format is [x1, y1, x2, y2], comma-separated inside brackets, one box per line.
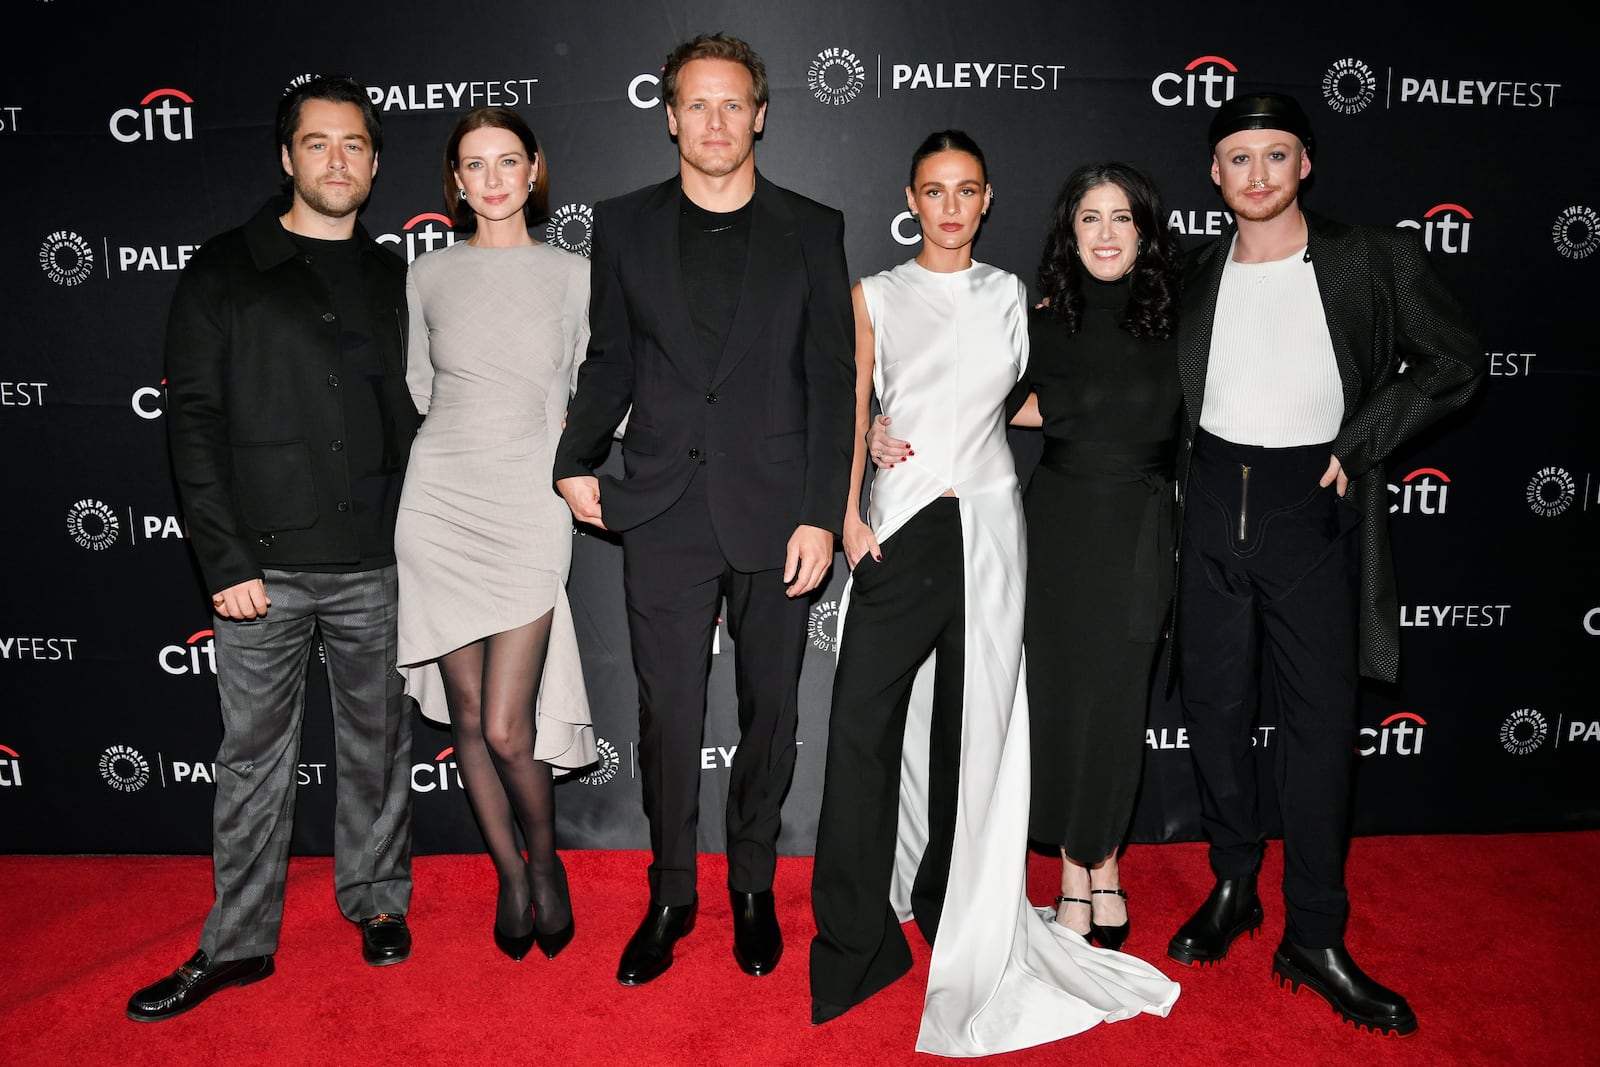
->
[1238, 464, 1251, 542]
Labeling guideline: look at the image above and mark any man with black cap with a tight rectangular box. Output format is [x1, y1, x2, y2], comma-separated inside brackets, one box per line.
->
[1164, 91, 1482, 1036]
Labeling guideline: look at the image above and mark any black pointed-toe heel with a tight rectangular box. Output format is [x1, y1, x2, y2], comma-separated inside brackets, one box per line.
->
[534, 917, 575, 960]
[1053, 895, 1092, 938]
[494, 909, 537, 962]
[1090, 887, 1130, 950]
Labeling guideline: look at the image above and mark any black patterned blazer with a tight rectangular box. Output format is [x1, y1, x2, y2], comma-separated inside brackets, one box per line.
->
[1173, 209, 1484, 683]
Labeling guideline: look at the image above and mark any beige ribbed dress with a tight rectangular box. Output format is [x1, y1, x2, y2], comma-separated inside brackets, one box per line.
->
[395, 240, 596, 775]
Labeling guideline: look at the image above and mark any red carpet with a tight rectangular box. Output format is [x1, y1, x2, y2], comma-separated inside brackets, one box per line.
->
[4, 833, 1597, 1065]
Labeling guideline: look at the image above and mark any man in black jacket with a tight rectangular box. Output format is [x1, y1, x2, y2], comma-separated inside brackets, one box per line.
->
[555, 33, 855, 986]
[128, 76, 421, 1022]
[1165, 92, 1482, 1036]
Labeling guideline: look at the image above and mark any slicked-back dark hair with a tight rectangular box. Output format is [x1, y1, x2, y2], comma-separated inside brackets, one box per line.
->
[276, 75, 382, 158]
[442, 107, 550, 229]
[662, 32, 768, 109]
[1037, 162, 1180, 340]
[907, 128, 987, 189]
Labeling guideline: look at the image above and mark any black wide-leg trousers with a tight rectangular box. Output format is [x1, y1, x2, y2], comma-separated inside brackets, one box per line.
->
[810, 498, 964, 1008]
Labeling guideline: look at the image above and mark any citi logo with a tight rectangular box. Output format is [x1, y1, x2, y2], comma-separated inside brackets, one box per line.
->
[1151, 56, 1237, 108]
[0, 744, 20, 787]
[627, 70, 664, 109]
[1358, 712, 1425, 757]
[132, 380, 165, 420]
[1388, 467, 1450, 514]
[411, 747, 463, 792]
[159, 630, 216, 676]
[1397, 204, 1472, 253]
[375, 212, 458, 264]
[110, 88, 195, 143]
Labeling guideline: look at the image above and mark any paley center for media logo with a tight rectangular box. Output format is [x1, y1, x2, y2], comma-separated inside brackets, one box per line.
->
[39, 230, 94, 286]
[110, 88, 195, 143]
[1486, 707, 1594, 757]
[1526, 466, 1583, 517]
[545, 203, 594, 257]
[1320, 58, 1559, 113]
[578, 737, 621, 786]
[1552, 206, 1599, 260]
[66, 498, 186, 550]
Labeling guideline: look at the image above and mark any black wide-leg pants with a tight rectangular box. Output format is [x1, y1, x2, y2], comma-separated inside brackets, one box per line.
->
[810, 498, 964, 1008]
[1178, 430, 1361, 948]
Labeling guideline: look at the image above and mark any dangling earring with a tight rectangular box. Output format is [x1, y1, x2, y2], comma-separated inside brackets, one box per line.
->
[458, 188, 467, 201]
[527, 180, 535, 193]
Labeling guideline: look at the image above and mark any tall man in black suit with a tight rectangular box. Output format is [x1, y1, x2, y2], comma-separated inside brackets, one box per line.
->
[1165, 93, 1482, 1036]
[128, 76, 421, 1022]
[554, 33, 855, 986]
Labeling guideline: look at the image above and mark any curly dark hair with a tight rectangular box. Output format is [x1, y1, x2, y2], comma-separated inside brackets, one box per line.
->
[1036, 162, 1180, 340]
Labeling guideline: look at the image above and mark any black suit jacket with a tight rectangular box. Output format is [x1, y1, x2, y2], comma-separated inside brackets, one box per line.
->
[553, 172, 855, 572]
[1175, 210, 1483, 682]
[165, 198, 420, 594]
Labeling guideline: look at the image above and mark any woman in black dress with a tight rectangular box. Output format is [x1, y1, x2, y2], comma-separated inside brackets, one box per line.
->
[870, 162, 1181, 950]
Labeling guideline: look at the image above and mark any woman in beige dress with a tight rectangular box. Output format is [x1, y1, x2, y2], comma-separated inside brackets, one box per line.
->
[396, 107, 596, 961]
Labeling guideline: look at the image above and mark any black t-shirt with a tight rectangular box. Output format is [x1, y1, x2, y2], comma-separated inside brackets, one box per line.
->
[678, 194, 753, 375]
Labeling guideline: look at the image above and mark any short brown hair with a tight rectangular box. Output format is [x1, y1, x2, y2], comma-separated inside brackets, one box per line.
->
[442, 106, 549, 228]
[661, 32, 768, 109]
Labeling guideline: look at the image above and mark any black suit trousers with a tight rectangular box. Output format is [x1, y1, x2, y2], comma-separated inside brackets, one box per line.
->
[1177, 431, 1360, 948]
[622, 469, 808, 905]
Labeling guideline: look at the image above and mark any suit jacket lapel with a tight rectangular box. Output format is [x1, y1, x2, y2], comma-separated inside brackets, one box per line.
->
[711, 174, 793, 388]
[1181, 236, 1228, 430]
[640, 178, 706, 381]
[1304, 212, 1367, 418]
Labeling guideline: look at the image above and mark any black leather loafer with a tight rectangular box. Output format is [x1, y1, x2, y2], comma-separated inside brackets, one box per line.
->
[1167, 873, 1263, 966]
[617, 899, 696, 986]
[360, 913, 412, 966]
[1273, 939, 1418, 1036]
[126, 950, 273, 1022]
[730, 888, 782, 976]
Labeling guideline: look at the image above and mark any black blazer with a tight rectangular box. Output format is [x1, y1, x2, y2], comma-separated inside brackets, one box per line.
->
[165, 198, 420, 594]
[1174, 210, 1484, 682]
[554, 172, 855, 572]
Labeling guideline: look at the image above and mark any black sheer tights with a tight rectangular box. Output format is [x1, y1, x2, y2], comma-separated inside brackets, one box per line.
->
[437, 611, 570, 938]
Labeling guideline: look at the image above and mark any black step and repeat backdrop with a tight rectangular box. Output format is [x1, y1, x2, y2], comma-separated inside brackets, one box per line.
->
[3, 2, 1595, 856]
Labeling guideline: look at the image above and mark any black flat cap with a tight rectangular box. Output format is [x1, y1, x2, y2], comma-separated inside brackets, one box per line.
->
[1207, 92, 1315, 158]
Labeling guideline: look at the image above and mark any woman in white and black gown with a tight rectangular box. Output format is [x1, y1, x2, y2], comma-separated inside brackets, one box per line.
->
[808, 132, 1178, 1058]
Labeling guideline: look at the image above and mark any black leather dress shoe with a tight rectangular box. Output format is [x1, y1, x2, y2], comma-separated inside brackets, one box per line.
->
[617, 899, 696, 986]
[360, 913, 412, 966]
[1167, 873, 1263, 966]
[126, 950, 273, 1022]
[730, 888, 782, 976]
[1273, 940, 1418, 1036]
